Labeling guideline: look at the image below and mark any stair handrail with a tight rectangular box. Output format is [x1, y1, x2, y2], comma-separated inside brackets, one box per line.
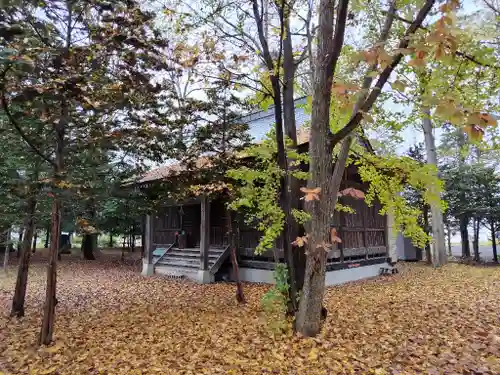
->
[153, 243, 175, 265]
[209, 244, 231, 275]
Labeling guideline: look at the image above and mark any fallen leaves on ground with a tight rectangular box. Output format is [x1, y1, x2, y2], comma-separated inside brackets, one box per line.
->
[1, 251, 499, 374]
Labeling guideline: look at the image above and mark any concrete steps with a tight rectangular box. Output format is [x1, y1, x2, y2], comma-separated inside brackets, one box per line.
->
[154, 247, 229, 281]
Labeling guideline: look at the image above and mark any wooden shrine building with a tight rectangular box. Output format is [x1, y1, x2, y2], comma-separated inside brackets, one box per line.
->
[138, 97, 395, 285]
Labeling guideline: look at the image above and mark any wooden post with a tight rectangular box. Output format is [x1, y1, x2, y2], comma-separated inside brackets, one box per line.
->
[362, 204, 368, 260]
[141, 214, 154, 276]
[386, 209, 398, 264]
[199, 196, 210, 271]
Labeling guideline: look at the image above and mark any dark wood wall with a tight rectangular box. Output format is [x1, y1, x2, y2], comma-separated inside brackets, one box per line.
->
[238, 163, 388, 263]
[150, 164, 387, 264]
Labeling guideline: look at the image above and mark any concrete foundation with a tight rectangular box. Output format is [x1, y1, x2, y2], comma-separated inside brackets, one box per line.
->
[239, 268, 275, 284]
[141, 262, 154, 276]
[324, 262, 389, 286]
[197, 269, 215, 284]
[238, 262, 389, 286]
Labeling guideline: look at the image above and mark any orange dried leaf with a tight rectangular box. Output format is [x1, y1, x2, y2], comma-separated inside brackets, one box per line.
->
[293, 236, 308, 247]
[479, 113, 497, 127]
[339, 187, 365, 199]
[330, 228, 342, 244]
[464, 124, 484, 141]
[300, 187, 321, 201]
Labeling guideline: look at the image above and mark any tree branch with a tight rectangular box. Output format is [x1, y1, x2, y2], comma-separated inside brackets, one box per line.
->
[330, 0, 436, 145]
[326, 0, 350, 76]
[1, 94, 55, 167]
[388, 11, 500, 70]
[0, 65, 55, 166]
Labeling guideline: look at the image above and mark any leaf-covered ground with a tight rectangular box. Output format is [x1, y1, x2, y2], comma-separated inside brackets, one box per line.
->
[1, 251, 499, 375]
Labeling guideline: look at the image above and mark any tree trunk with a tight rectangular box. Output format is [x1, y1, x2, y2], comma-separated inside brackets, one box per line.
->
[446, 223, 452, 256]
[44, 224, 50, 248]
[40, 63, 67, 345]
[282, 6, 305, 306]
[460, 216, 471, 258]
[32, 230, 38, 254]
[130, 225, 135, 253]
[423, 204, 431, 264]
[421, 107, 447, 267]
[473, 217, 480, 262]
[296, 0, 433, 337]
[141, 217, 146, 258]
[17, 227, 24, 256]
[39, 195, 60, 345]
[11, 197, 37, 317]
[295, 0, 350, 337]
[251, 0, 298, 314]
[490, 221, 498, 263]
[227, 210, 245, 303]
[81, 234, 97, 260]
[109, 233, 113, 248]
[3, 228, 10, 273]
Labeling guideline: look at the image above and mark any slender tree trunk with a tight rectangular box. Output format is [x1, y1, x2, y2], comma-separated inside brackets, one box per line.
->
[282, 10, 305, 308]
[44, 224, 50, 248]
[40, 20, 69, 341]
[11, 197, 37, 317]
[3, 228, 10, 273]
[130, 224, 136, 253]
[473, 218, 480, 261]
[490, 221, 498, 263]
[227, 210, 244, 303]
[141, 217, 146, 258]
[81, 234, 97, 260]
[460, 216, 471, 258]
[39, 194, 61, 345]
[17, 227, 24, 256]
[421, 107, 447, 267]
[251, 0, 298, 313]
[109, 233, 113, 248]
[423, 205, 431, 264]
[446, 223, 452, 256]
[32, 230, 38, 254]
[81, 198, 96, 260]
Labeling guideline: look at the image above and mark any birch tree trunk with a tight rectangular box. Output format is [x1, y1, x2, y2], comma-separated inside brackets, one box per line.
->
[421, 108, 447, 266]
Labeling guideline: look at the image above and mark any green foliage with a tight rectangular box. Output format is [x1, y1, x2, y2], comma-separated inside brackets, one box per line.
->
[291, 209, 311, 225]
[227, 130, 285, 254]
[355, 151, 443, 248]
[261, 264, 290, 334]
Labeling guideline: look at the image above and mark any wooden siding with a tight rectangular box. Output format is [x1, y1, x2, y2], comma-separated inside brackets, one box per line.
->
[150, 167, 388, 265]
[153, 206, 180, 246]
